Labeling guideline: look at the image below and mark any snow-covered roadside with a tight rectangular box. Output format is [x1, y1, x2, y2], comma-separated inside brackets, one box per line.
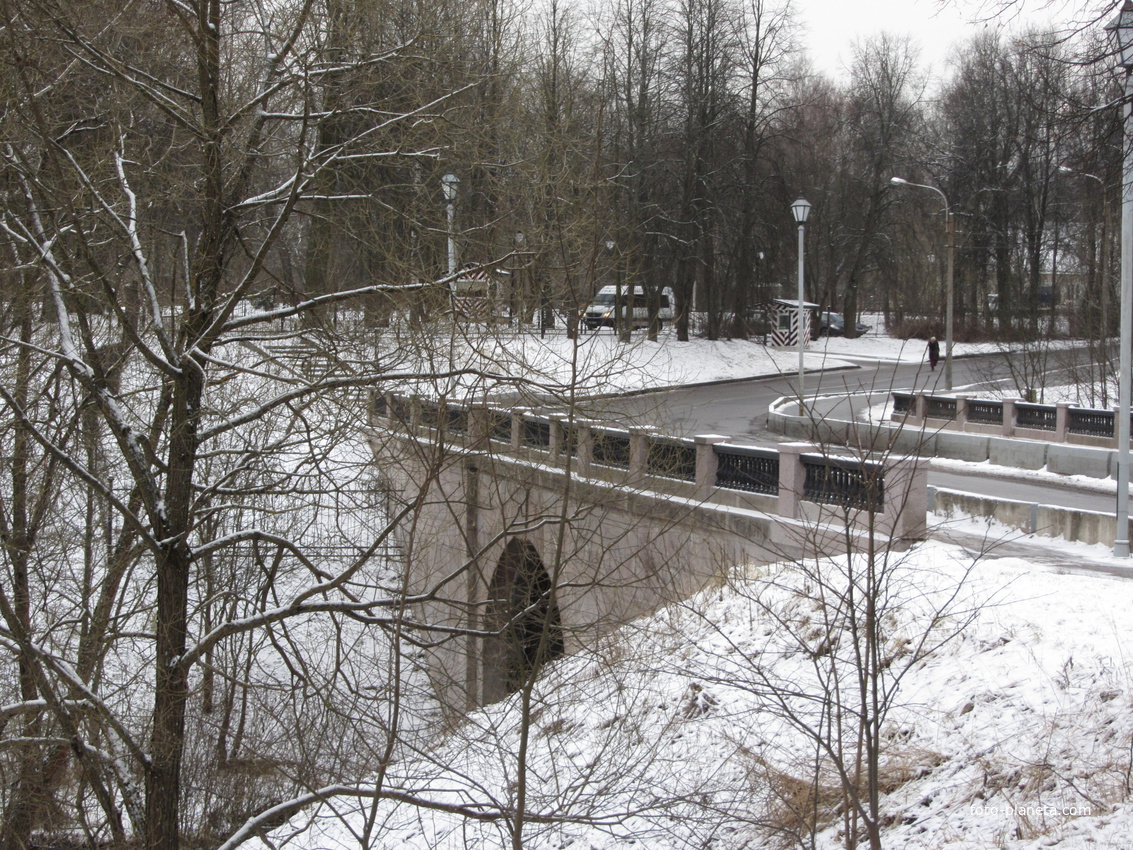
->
[875, 546, 1133, 849]
[487, 317, 1012, 391]
[929, 456, 1119, 495]
[258, 537, 1133, 849]
[376, 313, 1010, 400]
[241, 323, 1133, 849]
[386, 328, 854, 399]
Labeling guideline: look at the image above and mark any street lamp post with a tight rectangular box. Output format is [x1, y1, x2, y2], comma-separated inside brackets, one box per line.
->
[442, 173, 459, 319]
[441, 173, 459, 279]
[891, 176, 954, 390]
[1059, 165, 1113, 403]
[791, 198, 811, 415]
[606, 239, 627, 341]
[1106, 0, 1133, 557]
[512, 230, 525, 326]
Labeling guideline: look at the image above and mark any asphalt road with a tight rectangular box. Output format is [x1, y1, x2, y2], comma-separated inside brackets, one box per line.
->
[580, 345, 1119, 516]
[929, 467, 1115, 514]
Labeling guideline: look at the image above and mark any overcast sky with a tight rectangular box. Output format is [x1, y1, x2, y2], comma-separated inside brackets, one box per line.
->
[798, 0, 1098, 80]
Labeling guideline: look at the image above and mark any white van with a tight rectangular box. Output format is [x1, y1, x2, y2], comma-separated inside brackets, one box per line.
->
[582, 285, 674, 331]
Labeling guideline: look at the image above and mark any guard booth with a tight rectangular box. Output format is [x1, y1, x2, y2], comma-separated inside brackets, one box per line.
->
[448, 266, 503, 321]
[758, 298, 819, 347]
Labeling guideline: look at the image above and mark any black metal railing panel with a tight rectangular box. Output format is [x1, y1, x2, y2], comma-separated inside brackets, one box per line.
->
[592, 429, 632, 468]
[1068, 407, 1114, 438]
[647, 437, 697, 481]
[559, 426, 578, 457]
[488, 410, 512, 443]
[446, 405, 468, 435]
[891, 392, 913, 416]
[967, 400, 1002, 425]
[522, 418, 552, 449]
[714, 444, 779, 494]
[926, 397, 957, 420]
[801, 454, 883, 511]
[418, 399, 440, 429]
[389, 396, 412, 425]
[1016, 402, 1056, 431]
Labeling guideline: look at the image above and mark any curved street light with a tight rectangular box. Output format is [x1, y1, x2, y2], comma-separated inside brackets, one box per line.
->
[891, 176, 954, 390]
[1059, 165, 1113, 404]
[1105, 0, 1133, 557]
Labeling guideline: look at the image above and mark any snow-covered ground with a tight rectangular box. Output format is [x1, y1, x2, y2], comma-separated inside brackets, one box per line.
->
[258, 535, 1133, 849]
[431, 315, 961, 398]
[389, 325, 830, 399]
[393, 314, 1059, 401]
[252, 320, 1133, 849]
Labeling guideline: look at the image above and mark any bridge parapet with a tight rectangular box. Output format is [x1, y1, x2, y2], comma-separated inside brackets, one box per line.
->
[893, 391, 1124, 447]
[373, 391, 926, 542]
[371, 390, 928, 710]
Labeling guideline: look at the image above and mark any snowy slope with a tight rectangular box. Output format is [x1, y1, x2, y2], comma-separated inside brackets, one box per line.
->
[255, 535, 1133, 849]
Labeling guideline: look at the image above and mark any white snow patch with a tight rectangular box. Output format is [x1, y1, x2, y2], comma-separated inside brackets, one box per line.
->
[256, 536, 1133, 849]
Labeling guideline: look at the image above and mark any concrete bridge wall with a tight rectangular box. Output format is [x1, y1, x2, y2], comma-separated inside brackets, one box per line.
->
[930, 487, 1130, 547]
[372, 394, 928, 711]
[770, 392, 1121, 479]
[768, 392, 1122, 546]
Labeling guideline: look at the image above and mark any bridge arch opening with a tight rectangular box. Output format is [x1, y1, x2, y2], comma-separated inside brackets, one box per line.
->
[482, 538, 564, 704]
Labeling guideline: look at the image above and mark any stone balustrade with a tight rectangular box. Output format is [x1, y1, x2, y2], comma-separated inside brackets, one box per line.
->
[373, 390, 927, 542]
[892, 391, 1127, 448]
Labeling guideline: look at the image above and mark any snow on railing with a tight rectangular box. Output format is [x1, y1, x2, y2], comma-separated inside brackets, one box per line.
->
[893, 392, 1128, 444]
[370, 391, 927, 541]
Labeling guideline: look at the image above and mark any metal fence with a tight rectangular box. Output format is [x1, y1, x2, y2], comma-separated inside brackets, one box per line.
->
[389, 395, 412, 425]
[592, 429, 631, 468]
[522, 418, 552, 449]
[489, 410, 512, 443]
[714, 444, 779, 494]
[418, 399, 440, 429]
[966, 400, 1002, 425]
[900, 392, 1122, 439]
[802, 454, 882, 511]
[647, 437, 697, 482]
[373, 393, 894, 513]
[1068, 408, 1114, 438]
[1015, 402, 1056, 431]
[926, 397, 957, 420]
[446, 405, 469, 435]
[561, 425, 579, 457]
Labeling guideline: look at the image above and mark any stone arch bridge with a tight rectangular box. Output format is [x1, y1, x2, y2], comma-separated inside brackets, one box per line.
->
[369, 392, 927, 711]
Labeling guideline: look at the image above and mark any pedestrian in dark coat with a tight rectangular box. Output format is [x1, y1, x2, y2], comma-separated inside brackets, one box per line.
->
[927, 336, 940, 371]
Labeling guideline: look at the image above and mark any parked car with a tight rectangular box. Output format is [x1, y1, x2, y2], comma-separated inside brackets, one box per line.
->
[582, 285, 674, 331]
[815, 311, 870, 338]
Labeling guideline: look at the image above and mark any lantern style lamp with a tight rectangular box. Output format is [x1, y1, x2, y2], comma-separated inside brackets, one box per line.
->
[791, 198, 811, 415]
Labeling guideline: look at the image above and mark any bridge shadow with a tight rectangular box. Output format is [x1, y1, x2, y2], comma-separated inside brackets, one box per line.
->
[482, 539, 565, 704]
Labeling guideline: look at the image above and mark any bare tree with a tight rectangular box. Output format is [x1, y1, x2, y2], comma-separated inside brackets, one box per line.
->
[599, 0, 670, 339]
[667, 0, 744, 341]
[723, 0, 798, 337]
[830, 34, 926, 336]
[0, 1, 500, 847]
